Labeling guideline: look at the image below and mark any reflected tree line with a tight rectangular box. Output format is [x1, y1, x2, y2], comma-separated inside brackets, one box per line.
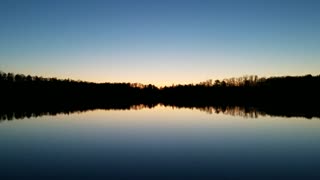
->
[1, 71, 319, 120]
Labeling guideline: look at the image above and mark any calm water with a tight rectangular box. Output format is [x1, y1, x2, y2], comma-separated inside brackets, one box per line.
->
[0, 105, 320, 179]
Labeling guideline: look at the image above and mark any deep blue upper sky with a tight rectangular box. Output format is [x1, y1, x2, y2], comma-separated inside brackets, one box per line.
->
[1, 0, 319, 85]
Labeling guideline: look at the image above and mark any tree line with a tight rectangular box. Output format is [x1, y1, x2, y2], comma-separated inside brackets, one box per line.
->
[1, 71, 319, 115]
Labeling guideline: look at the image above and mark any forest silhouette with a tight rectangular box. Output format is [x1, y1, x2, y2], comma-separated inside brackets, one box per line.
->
[1, 71, 319, 120]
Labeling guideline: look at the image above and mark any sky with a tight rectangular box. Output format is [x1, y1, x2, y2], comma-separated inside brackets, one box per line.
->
[0, 0, 319, 86]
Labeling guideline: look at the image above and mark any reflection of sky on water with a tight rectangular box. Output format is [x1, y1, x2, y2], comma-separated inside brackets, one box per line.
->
[0, 106, 319, 179]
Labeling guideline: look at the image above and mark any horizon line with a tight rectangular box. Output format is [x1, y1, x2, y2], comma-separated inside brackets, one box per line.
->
[1, 70, 319, 88]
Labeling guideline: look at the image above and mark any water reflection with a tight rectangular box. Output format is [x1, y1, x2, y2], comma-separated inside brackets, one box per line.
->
[0, 104, 320, 179]
[196, 106, 261, 118]
[1, 103, 319, 121]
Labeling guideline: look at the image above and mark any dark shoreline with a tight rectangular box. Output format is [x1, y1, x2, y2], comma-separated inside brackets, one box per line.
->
[1, 72, 320, 120]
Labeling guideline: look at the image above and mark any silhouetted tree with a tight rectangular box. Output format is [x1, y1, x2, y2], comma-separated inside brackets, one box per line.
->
[0, 71, 319, 120]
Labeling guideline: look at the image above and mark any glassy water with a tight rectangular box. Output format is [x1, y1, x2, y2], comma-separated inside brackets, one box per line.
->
[0, 105, 320, 179]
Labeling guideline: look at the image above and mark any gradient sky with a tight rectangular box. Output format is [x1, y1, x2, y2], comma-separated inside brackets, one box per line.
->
[0, 0, 319, 86]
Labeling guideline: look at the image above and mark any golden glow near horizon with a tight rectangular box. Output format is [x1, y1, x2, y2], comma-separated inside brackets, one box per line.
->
[2, 48, 319, 87]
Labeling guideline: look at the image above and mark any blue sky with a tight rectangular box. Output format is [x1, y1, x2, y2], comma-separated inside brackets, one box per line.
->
[0, 0, 319, 85]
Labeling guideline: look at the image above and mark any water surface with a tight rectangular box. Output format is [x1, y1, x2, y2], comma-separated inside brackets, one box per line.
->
[0, 106, 319, 179]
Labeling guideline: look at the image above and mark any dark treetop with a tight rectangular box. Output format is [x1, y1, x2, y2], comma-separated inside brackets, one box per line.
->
[1, 71, 319, 120]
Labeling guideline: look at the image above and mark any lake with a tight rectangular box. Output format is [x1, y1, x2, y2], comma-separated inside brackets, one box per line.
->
[0, 105, 320, 179]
